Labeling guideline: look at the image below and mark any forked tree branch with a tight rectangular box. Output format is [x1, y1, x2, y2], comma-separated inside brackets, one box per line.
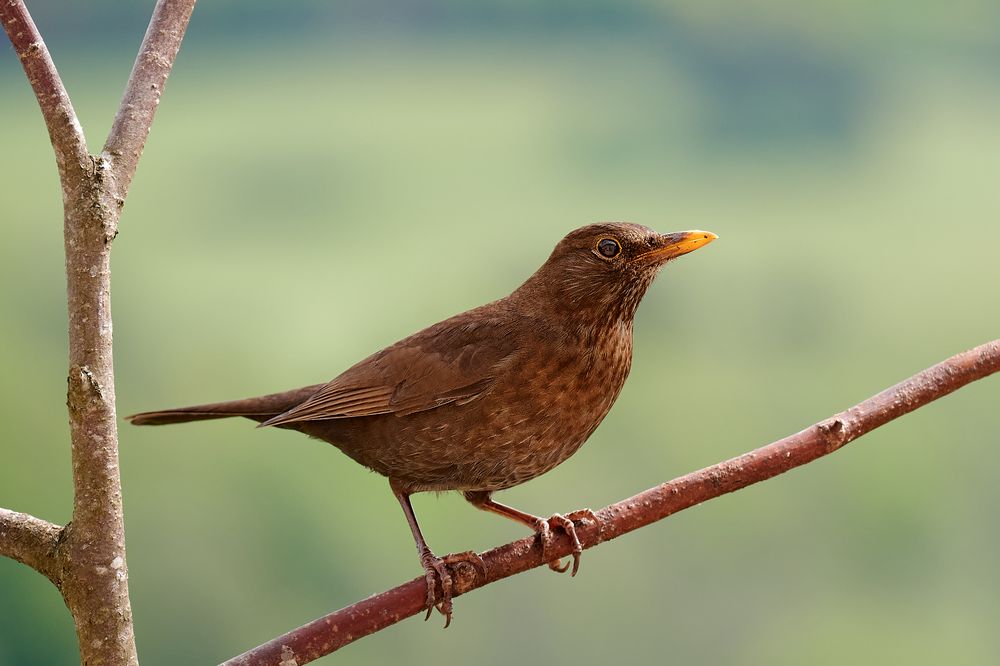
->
[225, 339, 1000, 666]
[2, 1, 197, 664]
[0, 509, 62, 586]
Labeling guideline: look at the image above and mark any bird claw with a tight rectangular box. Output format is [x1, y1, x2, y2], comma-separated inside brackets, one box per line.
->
[441, 550, 488, 579]
[419, 550, 486, 628]
[536, 509, 597, 577]
[419, 553, 451, 624]
[547, 556, 571, 574]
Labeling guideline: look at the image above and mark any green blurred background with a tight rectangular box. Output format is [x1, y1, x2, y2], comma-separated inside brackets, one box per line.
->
[2, 1, 999, 664]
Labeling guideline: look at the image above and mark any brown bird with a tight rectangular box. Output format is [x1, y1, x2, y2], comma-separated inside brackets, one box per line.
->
[128, 223, 717, 623]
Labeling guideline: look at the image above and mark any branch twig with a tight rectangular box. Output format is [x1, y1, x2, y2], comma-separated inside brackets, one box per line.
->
[103, 0, 198, 199]
[0, 0, 89, 179]
[224, 339, 1000, 666]
[0, 509, 62, 586]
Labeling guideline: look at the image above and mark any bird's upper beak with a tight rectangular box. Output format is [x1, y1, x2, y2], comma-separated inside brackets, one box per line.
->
[637, 230, 718, 263]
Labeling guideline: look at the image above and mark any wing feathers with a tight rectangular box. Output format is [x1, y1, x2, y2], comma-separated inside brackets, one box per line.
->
[260, 385, 395, 426]
[259, 308, 522, 428]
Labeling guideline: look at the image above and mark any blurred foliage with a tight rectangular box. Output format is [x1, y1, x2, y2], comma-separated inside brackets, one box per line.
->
[1, 1, 999, 665]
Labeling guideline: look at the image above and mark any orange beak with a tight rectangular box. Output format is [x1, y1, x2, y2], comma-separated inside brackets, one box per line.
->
[637, 230, 718, 263]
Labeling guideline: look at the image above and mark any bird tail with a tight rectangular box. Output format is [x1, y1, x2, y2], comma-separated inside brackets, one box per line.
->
[126, 384, 325, 426]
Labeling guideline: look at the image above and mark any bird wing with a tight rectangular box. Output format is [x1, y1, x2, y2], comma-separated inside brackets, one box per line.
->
[259, 310, 521, 427]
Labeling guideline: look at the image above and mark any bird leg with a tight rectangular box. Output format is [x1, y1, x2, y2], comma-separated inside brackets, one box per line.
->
[391, 480, 485, 627]
[464, 491, 596, 576]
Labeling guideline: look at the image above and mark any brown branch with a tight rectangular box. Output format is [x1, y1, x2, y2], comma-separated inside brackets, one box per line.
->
[0, 509, 63, 586]
[103, 0, 197, 199]
[2, 1, 197, 664]
[59, 4, 195, 664]
[0, 0, 90, 180]
[224, 339, 1000, 666]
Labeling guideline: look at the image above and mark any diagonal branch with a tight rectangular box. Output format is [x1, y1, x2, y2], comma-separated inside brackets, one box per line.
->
[103, 0, 197, 199]
[1, 0, 89, 180]
[224, 339, 1000, 666]
[0, 509, 63, 586]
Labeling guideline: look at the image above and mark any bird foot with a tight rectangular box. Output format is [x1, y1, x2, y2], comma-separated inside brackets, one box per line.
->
[534, 509, 598, 576]
[419, 550, 486, 627]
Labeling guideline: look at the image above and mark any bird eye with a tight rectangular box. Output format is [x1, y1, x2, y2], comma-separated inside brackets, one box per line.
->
[596, 238, 621, 259]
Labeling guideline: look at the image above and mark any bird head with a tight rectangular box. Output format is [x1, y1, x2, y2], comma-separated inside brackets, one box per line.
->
[519, 222, 718, 325]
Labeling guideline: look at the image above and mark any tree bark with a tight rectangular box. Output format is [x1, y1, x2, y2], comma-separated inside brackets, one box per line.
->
[0, 1, 196, 663]
[0, 508, 62, 586]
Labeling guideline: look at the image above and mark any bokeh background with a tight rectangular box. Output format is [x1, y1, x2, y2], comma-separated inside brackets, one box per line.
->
[2, 1, 999, 664]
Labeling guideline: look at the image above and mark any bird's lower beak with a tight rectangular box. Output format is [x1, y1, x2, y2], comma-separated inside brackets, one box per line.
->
[638, 230, 718, 263]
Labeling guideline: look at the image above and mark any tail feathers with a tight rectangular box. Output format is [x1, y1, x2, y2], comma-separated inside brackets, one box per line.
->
[127, 384, 325, 427]
[127, 409, 265, 426]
